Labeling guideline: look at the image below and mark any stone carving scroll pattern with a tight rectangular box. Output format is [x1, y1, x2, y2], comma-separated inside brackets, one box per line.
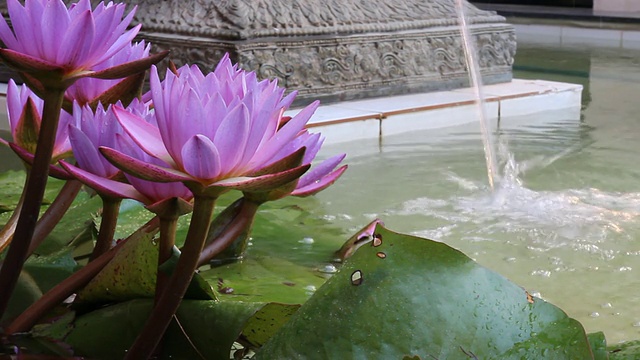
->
[119, 0, 506, 39]
[144, 25, 515, 101]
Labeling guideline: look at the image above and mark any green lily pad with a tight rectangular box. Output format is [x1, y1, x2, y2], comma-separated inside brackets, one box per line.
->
[609, 339, 640, 359]
[159, 247, 218, 301]
[203, 254, 327, 304]
[2, 271, 43, 324]
[0, 170, 68, 213]
[587, 332, 608, 360]
[257, 225, 596, 359]
[33, 190, 102, 256]
[2, 251, 77, 324]
[60, 299, 292, 359]
[240, 302, 301, 348]
[76, 229, 159, 303]
[24, 247, 78, 292]
[31, 311, 76, 340]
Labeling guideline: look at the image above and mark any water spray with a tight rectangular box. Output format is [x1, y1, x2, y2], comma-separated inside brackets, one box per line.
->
[455, 0, 500, 191]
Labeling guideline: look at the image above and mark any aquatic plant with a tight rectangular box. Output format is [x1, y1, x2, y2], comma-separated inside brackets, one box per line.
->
[0, 0, 631, 359]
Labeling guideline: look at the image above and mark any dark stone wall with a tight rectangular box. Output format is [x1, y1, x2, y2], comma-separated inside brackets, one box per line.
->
[471, 0, 592, 8]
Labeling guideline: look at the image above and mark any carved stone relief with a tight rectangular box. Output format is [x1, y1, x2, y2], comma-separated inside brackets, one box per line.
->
[141, 22, 516, 103]
[1, 0, 516, 104]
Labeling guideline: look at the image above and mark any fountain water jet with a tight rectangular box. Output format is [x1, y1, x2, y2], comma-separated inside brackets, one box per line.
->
[455, 0, 499, 191]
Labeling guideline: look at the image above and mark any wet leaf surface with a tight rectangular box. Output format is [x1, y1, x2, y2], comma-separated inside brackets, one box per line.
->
[76, 229, 158, 303]
[587, 332, 608, 360]
[256, 225, 596, 359]
[0, 171, 68, 214]
[203, 254, 327, 304]
[608, 339, 640, 359]
[56, 299, 294, 359]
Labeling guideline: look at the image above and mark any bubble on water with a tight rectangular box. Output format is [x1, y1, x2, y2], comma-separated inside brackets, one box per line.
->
[504, 257, 517, 263]
[322, 215, 336, 221]
[318, 264, 338, 274]
[299, 237, 314, 245]
[633, 322, 640, 327]
[590, 312, 600, 318]
[304, 285, 316, 292]
[619, 266, 632, 272]
[531, 269, 552, 278]
[601, 302, 613, 309]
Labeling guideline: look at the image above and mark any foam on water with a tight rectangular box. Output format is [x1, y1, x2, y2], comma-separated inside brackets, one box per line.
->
[396, 147, 640, 255]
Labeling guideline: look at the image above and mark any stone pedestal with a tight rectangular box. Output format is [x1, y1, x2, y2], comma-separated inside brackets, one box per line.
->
[128, 0, 516, 105]
[1, 1, 517, 105]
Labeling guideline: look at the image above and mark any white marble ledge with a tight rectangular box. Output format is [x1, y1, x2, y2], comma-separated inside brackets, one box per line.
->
[286, 79, 583, 144]
[0, 79, 583, 145]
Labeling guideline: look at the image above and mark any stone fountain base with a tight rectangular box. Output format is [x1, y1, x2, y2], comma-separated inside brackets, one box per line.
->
[130, 0, 516, 105]
[0, 1, 517, 106]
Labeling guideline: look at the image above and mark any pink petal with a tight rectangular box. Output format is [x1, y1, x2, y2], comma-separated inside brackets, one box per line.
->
[112, 106, 174, 166]
[8, 142, 73, 180]
[0, 9, 18, 50]
[100, 146, 192, 183]
[68, 125, 112, 177]
[214, 164, 310, 192]
[292, 165, 347, 197]
[180, 135, 221, 181]
[213, 103, 250, 174]
[0, 49, 60, 73]
[126, 174, 193, 204]
[249, 101, 319, 168]
[60, 160, 149, 202]
[57, 10, 94, 67]
[7, 0, 37, 55]
[42, 0, 70, 61]
[96, 24, 141, 66]
[297, 154, 346, 188]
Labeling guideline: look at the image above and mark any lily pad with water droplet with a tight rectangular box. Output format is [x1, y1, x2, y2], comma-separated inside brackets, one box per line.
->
[256, 225, 599, 359]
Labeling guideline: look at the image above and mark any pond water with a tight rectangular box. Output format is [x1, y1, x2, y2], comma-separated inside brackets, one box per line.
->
[309, 43, 640, 344]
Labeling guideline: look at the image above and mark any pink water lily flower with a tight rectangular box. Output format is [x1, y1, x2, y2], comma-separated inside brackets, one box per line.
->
[103, 55, 318, 195]
[0, 0, 148, 85]
[61, 99, 192, 205]
[1, 79, 75, 161]
[250, 130, 347, 200]
[67, 101, 130, 179]
[65, 41, 151, 106]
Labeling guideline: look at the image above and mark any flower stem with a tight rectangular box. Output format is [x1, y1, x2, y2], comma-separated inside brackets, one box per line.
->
[197, 198, 259, 267]
[89, 196, 122, 261]
[0, 179, 27, 255]
[4, 216, 160, 334]
[125, 195, 216, 360]
[155, 216, 178, 302]
[0, 87, 65, 321]
[27, 179, 83, 256]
